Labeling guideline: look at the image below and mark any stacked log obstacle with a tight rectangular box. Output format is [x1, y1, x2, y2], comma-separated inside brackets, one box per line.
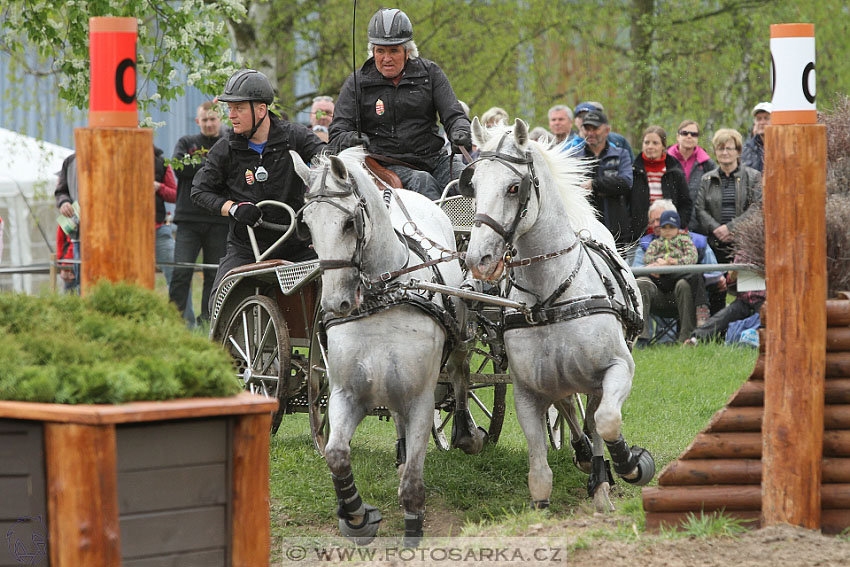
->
[643, 298, 850, 533]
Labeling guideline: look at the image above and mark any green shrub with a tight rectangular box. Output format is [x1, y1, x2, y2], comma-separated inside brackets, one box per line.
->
[0, 281, 241, 404]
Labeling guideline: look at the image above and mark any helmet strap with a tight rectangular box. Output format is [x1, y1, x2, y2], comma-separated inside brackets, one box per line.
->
[245, 101, 267, 141]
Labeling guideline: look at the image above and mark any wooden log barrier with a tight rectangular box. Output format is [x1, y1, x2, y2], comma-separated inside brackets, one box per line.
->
[709, 404, 850, 432]
[658, 458, 850, 485]
[643, 484, 850, 513]
[729, 378, 850, 407]
[76, 127, 154, 293]
[683, 431, 850, 459]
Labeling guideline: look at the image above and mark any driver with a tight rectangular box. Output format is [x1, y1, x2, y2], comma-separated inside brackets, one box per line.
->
[192, 69, 325, 311]
[329, 8, 471, 200]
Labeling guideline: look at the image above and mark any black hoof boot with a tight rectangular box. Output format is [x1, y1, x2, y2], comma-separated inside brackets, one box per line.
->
[571, 433, 593, 474]
[530, 499, 550, 510]
[587, 456, 614, 498]
[403, 511, 424, 548]
[605, 436, 656, 486]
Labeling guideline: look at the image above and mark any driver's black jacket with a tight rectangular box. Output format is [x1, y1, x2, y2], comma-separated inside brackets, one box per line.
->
[329, 56, 470, 171]
[191, 113, 325, 258]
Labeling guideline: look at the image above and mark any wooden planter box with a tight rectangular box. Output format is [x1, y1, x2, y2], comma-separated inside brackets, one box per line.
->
[0, 393, 276, 567]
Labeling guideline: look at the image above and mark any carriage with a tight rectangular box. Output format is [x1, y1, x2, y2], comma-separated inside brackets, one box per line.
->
[207, 178, 514, 455]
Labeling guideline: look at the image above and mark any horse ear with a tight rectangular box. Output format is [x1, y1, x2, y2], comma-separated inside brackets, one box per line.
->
[513, 118, 529, 148]
[471, 116, 489, 147]
[329, 155, 349, 183]
[289, 150, 312, 186]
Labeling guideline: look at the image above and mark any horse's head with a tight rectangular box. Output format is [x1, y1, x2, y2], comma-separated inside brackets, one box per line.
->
[291, 149, 369, 317]
[463, 118, 541, 281]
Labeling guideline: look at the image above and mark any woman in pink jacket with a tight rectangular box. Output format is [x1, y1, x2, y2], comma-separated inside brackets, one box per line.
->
[667, 120, 716, 233]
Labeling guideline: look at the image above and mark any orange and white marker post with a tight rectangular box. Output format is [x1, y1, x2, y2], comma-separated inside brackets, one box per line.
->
[76, 17, 155, 293]
[762, 23, 827, 529]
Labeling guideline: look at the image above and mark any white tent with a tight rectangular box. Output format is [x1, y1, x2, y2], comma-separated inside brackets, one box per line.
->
[0, 128, 74, 293]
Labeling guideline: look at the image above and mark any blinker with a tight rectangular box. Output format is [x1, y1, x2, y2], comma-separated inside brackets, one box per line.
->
[458, 165, 476, 198]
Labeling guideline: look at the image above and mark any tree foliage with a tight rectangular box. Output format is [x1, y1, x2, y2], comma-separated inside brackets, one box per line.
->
[236, 0, 849, 146]
[3, 0, 848, 146]
[0, 0, 246, 117]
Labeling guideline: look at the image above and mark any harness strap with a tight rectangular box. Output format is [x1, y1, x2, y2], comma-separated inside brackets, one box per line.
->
[503, 295, 642, 334]
[323, 290, 462, 365]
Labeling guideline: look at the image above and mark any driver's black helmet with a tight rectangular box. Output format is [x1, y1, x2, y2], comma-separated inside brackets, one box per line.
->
[218, 69, 274, 104]
[367, 8, 413, 46]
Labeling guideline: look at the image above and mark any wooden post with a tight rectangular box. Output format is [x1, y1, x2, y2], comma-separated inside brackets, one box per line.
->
[76, 17, 154, 294]
[762, 23, 826, 529]
[75, 128, 154, 293]
[44, 423, 121, 567]
[231, 412, 272, 567]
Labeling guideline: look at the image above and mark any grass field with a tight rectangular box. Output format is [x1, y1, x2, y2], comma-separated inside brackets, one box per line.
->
[267, 343, 759, 544]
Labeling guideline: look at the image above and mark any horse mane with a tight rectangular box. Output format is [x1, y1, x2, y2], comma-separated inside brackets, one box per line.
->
[478, 123, 598, 231]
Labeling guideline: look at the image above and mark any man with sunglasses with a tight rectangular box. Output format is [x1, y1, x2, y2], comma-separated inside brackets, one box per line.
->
[310, 96, 334, 142]
[192, 69, 325, 314]
[329, 8, 471, 200]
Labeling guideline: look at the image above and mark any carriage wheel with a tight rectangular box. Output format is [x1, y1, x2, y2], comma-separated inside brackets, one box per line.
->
[222, 295, 291, 434]
[307, 313, 330, 455]
[546, 405, 566, 450]
[431, 382, 507, 451]
[547, 395, 587, 451]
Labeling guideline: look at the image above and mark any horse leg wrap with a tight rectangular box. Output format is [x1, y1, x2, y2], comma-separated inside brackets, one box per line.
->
[403, 511, 425, 548]
[530, 499, 550, 510]
[587, 456, 614, 498]
[332, 473, 365, 519]
[606, 436, 638, 476]
[571, 433, 593, 471]
[395, 438, 407, 468]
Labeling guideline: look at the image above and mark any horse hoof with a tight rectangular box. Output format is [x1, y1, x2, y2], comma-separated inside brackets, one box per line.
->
[453, 426, 487, 455]
[620, 447, 655, 486]
[530, 499, 550, 510]
[591, 482, 615, 513]
[571, 434, 593, 474]
[339, 504, 382, 545]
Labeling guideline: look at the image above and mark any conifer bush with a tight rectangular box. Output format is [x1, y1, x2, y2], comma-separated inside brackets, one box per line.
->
[0, 281, 241, 404]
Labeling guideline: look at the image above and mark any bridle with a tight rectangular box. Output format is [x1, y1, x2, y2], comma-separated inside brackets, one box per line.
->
[458, 133, 540, 249]
[301, 166, 371, 275]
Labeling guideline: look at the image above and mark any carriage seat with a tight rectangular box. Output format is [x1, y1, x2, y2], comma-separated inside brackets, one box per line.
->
[365, 156, 403, 190]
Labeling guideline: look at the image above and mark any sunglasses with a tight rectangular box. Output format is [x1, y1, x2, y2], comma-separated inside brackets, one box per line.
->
[678, 131, 699, 138]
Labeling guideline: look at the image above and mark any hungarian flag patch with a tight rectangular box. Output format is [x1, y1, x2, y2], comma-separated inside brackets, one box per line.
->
[375, 99, 385, 116]
[245, 169, 255, 185]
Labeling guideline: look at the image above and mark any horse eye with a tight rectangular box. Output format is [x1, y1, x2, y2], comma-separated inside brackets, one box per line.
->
[507, 184, 520, 195]
[343, 219, 355, 232]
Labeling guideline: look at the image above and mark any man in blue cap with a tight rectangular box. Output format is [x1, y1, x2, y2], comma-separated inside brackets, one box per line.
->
[563, 101, 633, 158]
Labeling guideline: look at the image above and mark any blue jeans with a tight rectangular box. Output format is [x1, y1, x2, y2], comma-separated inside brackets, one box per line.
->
[155, 224, 175, 287]
[168, 222, 228, 322]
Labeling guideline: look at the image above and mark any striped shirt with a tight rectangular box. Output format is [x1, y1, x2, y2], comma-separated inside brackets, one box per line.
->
[720, 168, 738, 225]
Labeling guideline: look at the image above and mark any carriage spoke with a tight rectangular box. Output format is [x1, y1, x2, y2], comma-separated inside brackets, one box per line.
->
[469, 391, 493, 419]
[434, 409, 453, 434]
[228, 335, 249, 365]
[240, 311, 252, 367]
[251, 318, 273, 367]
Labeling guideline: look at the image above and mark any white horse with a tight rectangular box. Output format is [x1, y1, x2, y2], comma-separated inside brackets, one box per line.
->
[462, 119, 655, 511]
[290, 147, 482, 546]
